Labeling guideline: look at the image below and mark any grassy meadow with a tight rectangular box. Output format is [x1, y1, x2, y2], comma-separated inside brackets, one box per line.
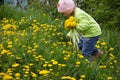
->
[0, 5, 120, 80]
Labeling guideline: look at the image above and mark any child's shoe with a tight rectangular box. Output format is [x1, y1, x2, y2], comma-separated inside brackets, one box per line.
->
[92, 50, 103, 60]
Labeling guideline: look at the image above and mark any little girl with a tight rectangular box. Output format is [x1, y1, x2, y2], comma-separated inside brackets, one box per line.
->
[57, 0, 103, 61]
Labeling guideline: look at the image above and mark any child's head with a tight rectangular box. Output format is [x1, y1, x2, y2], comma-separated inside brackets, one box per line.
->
[57, 0, 75, 16]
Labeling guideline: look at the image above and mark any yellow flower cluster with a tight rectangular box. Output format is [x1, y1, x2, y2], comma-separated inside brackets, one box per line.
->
[64, 16, 77, 29]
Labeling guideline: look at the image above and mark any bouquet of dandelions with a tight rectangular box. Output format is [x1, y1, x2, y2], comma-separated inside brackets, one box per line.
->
[64, 16, 80, 49]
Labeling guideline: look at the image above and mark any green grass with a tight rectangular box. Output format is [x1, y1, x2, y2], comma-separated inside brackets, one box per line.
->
[101, 27, 120, 58]
[0, 4, 25, 20]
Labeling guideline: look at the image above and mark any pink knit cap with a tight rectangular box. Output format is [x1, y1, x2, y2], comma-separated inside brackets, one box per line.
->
[57, 0, 75, 14]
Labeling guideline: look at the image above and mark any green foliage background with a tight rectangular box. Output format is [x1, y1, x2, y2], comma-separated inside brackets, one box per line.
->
[1, 0, 120, 29]
[81, 0, 120, 30]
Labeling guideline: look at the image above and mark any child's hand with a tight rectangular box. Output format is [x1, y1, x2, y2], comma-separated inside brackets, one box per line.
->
[66, 36, 70, 39]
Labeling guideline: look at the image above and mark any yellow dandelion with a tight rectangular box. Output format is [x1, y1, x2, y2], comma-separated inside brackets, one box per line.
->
[7, 45, 13, 48]
[107, 76, 112, 80]
[55, 18, 59, 21]
[27, 50, 32, 53]
[101, 42, 106, 46]
[29, 63, 34, 66]
[43, 64, 47, 67]
[61, 76, 71, 79]
[52, 61, 58, 65]
[0, 72, 5, 76]
[12, 63, 19, 67]
[61, 64, 66, 67]
[108, 48, 114, 52]
[16, 56, 22, 60]
[1, 49, 8, 54]
[99, 65, 107, 69]
[95, 45, 100, 48]
[3, 74, 13, 80]
[113, 60, 117, 64]
[39, 70, 50, 75]
[31, 72, 37, 77]
[97, 40, 101, 44]
[25, 71, 29, 74]
[24, 74, 28, 77]
[49, 69, 53, 71]
[24, 65, 29, 69]
[109, 53, 115, 59]
[80, 75, 86, 78]
[76, 61, 81, 65]
[33, 19, 37, 22]
[69, 16, 74, 20]
[48, 64, 52, 67]
[15, 73, 21, 77]
[78, 54, 84, 59]
[64, 57, 68, 60]
[85, 59, 90, 63]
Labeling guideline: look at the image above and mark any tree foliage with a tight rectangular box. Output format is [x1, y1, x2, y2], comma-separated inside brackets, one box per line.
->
[81, 0, 120, 30]
[27, 0, 120, 29]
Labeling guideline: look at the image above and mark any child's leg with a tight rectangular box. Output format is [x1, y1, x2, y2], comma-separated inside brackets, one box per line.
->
[81, 36, 99, 61]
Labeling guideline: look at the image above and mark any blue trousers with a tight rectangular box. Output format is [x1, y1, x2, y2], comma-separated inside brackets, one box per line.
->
[78, 36, 99, 61]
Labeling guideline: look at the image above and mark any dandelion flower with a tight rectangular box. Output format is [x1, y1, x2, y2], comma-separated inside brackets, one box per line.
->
[31, 72, 37, 77]
[101, 42, 106, 46]
[64, 16, 77, 29]
[3, 75, 13, 80]
[80, 75, 86, 78]
[99, 65, 107, 69]
[12, 63, 19, 67]
[39, 70, 50, 75]
[108, 48, 114, 52]
[76, 61, 81, 65]
[107, 76, 112, 80]
[15, 73, 21, 77]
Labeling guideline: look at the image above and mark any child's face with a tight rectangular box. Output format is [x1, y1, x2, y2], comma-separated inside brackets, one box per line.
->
[63, 12, 71, 17]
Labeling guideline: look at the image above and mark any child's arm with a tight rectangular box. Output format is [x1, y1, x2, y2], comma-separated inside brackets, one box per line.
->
[76, 14, 90, 31]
